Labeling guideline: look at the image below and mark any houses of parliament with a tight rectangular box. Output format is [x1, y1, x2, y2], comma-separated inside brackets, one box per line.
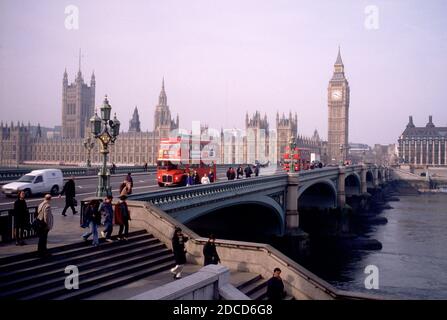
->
[0, 52, 348, 167]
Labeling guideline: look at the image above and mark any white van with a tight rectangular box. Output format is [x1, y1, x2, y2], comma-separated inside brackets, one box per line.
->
[2, 169, 64, 197]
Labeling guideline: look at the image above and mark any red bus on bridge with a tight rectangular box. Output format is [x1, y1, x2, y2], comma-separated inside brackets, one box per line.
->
[156, 135, 218, 187]
[282, 146, 311, 172]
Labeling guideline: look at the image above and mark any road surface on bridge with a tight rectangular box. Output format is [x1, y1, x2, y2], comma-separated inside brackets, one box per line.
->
[0, 166, 280, 211]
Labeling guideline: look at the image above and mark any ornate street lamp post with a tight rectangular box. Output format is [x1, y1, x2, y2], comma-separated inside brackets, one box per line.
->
[83, 135, 95, 167]
[89, 95, 120, 197]
[289, 136, 297, 173]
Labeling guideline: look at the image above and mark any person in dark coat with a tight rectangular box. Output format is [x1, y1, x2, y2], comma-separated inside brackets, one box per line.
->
[203, 234, 220, 266]
[114, 195, 131, 240]
[60, 177, 76, 216]
[266, 268, 286, 300]
[226, 167, 232, 180]
[100, 195, 114, 242]
[82, 200, 101, 246]
[170, 227, 189, 279]
[244, 165, 253, 178]
[254, 165, 260, 177]
[236, 166, 243, 179]
[14, 190, 29, 246]
[193, 171, 201, 185]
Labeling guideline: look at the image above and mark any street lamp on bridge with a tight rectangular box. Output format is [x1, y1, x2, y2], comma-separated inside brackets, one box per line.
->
[289, 136, 297, 173]
[89, 95, 120, 197]
[83, 135, 95, 167]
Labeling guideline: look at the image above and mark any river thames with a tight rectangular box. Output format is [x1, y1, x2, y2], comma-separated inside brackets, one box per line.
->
[304, 193, 447, 299]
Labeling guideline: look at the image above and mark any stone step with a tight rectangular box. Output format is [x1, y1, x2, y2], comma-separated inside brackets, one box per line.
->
[1, 247, 172, 299]
[0, 241, 166, 292]
[0, 234, 156, 280]
[21, 255, 175, 300]
[0, 229, 148, 266]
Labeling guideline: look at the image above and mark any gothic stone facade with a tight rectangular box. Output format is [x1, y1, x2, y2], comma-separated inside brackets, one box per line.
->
[398, 116, 447, 167]
[62, 69, 95, 139]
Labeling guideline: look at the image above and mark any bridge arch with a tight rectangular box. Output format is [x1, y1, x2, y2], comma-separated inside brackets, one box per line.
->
[183, 195, 285, 237]
[345, 172, 361, 196]
[297, 179, 337, 209]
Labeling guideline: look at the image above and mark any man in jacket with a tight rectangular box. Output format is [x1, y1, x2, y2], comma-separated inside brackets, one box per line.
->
[36, 194, 54, 257]
[60, 176, 76, 216]
[266, 268, 286, 300]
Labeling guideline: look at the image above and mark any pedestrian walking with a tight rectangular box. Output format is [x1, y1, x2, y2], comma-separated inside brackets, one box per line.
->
[203, 234, 220, 266]
[14, 190, 29, 246]
[193, 171, 201, 185]
[170, 227, 189, 279]
[208, 170, 215, 183]
[143, 162, 148, 172]
[254, 165, 260, 177]
[226, 167, 232, 180]
[266, 267, 286, 300]
[100, 195, 114, 242]
[111, 163, 117, 174]
[125, 173, 134, 194]
[186, 172, 194, 186]
[201, 173, 211, 184]
[60, 176, 77, 216]
[244, 165, 253, 178]
[236, 166, 243, 179]
[114, 195, 131, 240]
[36, 194, 54, 258]
[82, 200, 101, 246]
[119, 180, 131, 197]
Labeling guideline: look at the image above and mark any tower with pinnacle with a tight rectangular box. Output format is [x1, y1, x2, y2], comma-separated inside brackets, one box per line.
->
[62, 49, 96, 138]
[276, 111, 298, 163]
[129, 107, 141, 133]
[153, 78, 179, 139]
[327, 47, 350, 163]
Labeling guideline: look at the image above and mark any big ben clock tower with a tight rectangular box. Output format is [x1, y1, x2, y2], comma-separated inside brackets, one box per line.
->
[327, 47, 350, 164]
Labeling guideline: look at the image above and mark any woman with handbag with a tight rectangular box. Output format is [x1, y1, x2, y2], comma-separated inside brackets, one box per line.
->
[14, 191, 29, 246]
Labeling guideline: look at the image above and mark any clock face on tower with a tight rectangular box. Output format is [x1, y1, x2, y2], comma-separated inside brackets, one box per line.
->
[331, 90, 342, 100]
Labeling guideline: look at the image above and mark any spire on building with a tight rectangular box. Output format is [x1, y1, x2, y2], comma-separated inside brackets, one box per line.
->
[159, 78, 167, 106]
[63, 68, 68, 86]
[335, 45, 343, 65]
[407, 116, 415, 129]
[76, 48, 83, 82]
[36, 123, 42, 138]
[426, 115, 435, 128]
[129, 106, 141, 133]
[91, 71, 95, 86]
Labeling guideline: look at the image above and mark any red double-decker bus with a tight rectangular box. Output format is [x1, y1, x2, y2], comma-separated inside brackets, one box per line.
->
[282, 146, 311, 172]
[156, 135, 218, 187]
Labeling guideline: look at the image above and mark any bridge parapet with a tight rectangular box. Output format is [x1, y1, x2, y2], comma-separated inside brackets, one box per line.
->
[130, 174, 288, 213]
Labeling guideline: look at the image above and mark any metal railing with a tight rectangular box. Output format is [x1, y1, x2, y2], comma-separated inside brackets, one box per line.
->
[129, 174, 288, 210]
[0, 206, 38, 243]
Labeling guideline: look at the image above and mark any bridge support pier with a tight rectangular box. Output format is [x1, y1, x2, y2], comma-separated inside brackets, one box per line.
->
[286, 173, 300, 230]
[337, 166, 346, 208]
[361, 165, 368, 194]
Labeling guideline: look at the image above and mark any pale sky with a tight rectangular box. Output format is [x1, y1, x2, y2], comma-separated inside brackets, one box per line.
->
[1, 0, 446, 145]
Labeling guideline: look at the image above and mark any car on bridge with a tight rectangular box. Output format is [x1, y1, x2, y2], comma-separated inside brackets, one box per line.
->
[1, 169, 63, 198]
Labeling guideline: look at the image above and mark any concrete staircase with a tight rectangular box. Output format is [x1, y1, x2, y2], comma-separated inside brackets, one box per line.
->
[0, 230, 176, 300]
[237, 274, 294, 300]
